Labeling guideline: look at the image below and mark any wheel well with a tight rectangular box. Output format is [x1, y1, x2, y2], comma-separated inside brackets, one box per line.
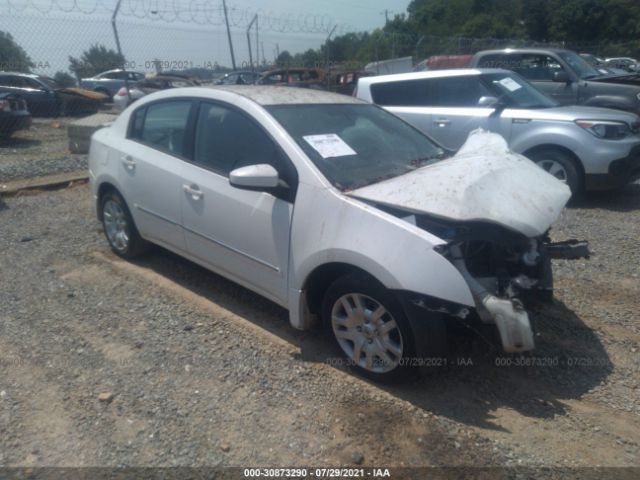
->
[303, 263, 380, 315]
[94, 87, 110, 95]
[522, 144, 585, 187]
[96, 182, 118, 221]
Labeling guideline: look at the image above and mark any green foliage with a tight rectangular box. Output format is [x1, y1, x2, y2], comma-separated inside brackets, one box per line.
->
[280, 0, 640, 68]
[53, 71, 76, 87]
[0, 31, 34, 73]
[275, 50, 293, 68]
[69, 44, 125, 78]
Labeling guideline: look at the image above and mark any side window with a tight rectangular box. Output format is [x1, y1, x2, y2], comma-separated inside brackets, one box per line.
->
[23, 77, 44, 90]
[426, 77, 490, 107]
[194, 102, 293, 183]
[513, 55, 564, 81]
[129, 107, 146, 139]
[137, 100, 192, 156]
[371, 79, 431, 106]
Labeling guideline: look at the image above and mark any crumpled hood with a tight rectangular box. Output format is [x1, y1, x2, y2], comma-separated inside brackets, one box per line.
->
[348, 130, 571, 238]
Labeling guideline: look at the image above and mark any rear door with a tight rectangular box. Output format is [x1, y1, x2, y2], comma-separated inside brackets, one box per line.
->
[371, 76, 503, 151]
[416, 76, 496, 150]
[370, 78, 434, 137]
[117, 99, 194, 252]
[180, 101, 296, 305]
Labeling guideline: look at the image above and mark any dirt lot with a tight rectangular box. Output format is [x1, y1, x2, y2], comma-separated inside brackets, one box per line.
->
[0, 182, 639, 474]
[0, 117, 88, 184]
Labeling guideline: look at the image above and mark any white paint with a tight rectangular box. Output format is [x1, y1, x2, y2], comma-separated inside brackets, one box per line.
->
[349, 130, 571, 237]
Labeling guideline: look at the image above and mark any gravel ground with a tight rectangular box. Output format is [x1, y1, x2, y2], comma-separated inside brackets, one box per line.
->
[0, 118, 87, 183]
[0, 183, 638, 472]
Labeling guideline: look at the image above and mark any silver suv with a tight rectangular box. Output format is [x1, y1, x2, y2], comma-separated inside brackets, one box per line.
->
[357, 69, 640, 193]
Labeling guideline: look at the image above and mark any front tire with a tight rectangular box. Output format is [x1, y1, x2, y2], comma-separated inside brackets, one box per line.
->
[528, 148, 581, 195]
[100, 190, 148, 259]
[322, 272, 417, 383]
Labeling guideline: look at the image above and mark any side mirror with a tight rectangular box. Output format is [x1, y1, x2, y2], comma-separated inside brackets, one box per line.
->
[552, 71, 570, 83]
[478, 95, 499, 107]
[229, 163, 279, 189]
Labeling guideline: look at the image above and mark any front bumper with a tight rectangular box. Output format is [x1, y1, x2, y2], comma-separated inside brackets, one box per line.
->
[585, 144, 640, 190]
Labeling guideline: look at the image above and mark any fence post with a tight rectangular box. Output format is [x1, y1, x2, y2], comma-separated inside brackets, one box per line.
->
[111, 0, 131, 101]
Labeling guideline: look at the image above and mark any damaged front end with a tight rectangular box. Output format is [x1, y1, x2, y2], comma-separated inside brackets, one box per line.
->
[419, 216, 589, 352]
[347, 131, 591, 353]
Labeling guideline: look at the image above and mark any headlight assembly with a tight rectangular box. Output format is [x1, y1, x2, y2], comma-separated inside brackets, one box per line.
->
[575, 120, 632, 139]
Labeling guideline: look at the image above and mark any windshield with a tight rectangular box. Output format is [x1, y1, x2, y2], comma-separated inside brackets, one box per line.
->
[479, 72, 558, 109]
[267, 104, 446, 191]
[558, 51, 602, 79]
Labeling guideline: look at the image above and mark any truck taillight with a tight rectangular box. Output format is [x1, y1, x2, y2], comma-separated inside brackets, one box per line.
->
[0, 100, 10, 112]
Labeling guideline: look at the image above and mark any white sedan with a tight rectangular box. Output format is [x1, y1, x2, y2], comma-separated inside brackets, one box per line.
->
[89, 86, 583, 382]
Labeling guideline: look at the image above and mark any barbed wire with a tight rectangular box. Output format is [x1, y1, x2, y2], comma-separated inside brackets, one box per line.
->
[3, 0, 354, 33]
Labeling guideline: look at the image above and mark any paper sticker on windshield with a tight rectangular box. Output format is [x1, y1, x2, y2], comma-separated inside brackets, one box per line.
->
[303, 134, 356, 158]
[498, 77, 522, 92]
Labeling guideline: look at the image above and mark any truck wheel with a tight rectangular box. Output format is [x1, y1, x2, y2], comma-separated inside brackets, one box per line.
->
[322, 272, 418, 383]
[528, 148, 581, 195]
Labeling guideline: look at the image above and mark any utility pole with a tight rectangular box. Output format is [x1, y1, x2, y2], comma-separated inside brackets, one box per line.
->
[261, 42, 266, 67]
[246, 14, 257, 71]
[222, 0, 237, 70]
[111, 0, 131, 101]
[256, 15, 259, 67]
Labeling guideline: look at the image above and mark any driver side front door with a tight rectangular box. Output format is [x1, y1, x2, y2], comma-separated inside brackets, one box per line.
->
[180, 101, 296, 305]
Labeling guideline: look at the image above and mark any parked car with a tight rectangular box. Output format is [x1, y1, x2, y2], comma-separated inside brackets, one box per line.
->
[328, 70, 371, 96]
[356, 69, 640, 193]
[604, 57, 639, 72]
[0, 72, 107, 116]
[414, 55, 473, 71]
[113, 74, 200, 111]
[0, 92, 31, 138]
[471, 48, 640, 114]
[89, 85, 586, 381]
[80, 69, 146, 98]
[257, 68, 326, 89]
[214, 71, 259, 85]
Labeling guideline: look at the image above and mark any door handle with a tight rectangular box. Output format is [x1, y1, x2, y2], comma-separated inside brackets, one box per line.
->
[183, 184, 203, 200]
[121, 155, 136, 170]
[433, 119, 451, 127]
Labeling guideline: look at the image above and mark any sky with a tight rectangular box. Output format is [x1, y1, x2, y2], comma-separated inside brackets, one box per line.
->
[0, 0, 412, 76]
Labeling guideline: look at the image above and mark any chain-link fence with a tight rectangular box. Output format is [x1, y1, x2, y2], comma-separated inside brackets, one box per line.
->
[2, 0, 640, 85]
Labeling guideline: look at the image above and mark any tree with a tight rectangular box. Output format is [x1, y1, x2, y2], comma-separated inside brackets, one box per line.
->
[275, 50, 293, 68]
[69, 44, 125, 79]
[0, 31, 33, 73]
[53, 71, 76, 87]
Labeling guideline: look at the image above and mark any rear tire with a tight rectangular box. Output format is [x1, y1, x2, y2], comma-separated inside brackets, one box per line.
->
[322, 271, 418, 383]
[100, 190, 148, 259]
[528, 148, 581, 195]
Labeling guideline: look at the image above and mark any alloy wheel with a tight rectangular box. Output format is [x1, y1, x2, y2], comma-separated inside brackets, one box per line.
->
[103, 199, 130, 252]
[331, 293, 404, 373]
[537, 159, 568, 183]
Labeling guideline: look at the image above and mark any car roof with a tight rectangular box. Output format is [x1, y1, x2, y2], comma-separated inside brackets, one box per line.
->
[475, 48, 574, 55]
[360, 68, 508, 84]
[0, 72, 41, 78]
[199, 85, 363, 105]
